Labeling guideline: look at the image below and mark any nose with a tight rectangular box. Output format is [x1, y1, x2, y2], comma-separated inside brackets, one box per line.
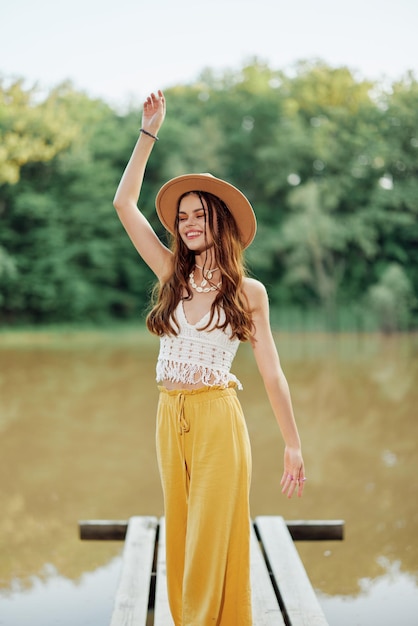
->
[183, 214, 198, 227]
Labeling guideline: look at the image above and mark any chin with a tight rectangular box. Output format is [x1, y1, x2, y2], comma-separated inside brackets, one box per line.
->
[183, 240, 212, 254]
[183, 241, 201, 252]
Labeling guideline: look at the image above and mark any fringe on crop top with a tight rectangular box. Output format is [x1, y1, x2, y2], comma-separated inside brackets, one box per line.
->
[156, 300, 243, 389]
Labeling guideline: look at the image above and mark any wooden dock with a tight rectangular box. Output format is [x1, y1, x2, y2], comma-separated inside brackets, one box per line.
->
[79, 516, 344, 626]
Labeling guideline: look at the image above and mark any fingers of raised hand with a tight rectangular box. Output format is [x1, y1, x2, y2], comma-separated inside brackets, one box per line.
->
[144, 91, 165, 113]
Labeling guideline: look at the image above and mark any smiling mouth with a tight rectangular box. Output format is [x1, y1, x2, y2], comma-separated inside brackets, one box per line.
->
[186, 231, 202, 238]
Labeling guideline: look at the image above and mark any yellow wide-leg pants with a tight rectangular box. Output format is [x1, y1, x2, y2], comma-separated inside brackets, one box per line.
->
[156, 385, 253, 626]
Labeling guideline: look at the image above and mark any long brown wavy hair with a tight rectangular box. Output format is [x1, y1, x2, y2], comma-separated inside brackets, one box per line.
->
[146, 191, 254, 342]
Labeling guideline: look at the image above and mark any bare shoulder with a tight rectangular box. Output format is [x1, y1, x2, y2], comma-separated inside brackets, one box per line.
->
[242, 277, 273, 347]
[242, 277, 269, 311]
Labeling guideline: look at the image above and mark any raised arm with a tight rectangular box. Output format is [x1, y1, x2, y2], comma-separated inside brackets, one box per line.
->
[113, 90, 172, 280]
[244, 278, 306, 498]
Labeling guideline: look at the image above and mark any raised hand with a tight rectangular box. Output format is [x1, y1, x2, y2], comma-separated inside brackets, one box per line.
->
[142, 90, 166, 136]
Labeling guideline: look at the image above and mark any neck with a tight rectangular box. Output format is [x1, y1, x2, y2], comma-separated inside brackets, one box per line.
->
[194, 252, 217, 270]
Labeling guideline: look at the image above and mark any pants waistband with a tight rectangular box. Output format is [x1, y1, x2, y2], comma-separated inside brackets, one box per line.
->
[158, 383, 237, 401]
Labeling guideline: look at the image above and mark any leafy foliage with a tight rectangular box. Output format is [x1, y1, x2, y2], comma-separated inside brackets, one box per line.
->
[1, 62, 417, 330]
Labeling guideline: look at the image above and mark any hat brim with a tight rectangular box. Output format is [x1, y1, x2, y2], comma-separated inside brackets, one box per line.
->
[155, 173, 256, 249]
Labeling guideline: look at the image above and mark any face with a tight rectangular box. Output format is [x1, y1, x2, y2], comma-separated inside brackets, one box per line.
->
[177, 193, 217, 253]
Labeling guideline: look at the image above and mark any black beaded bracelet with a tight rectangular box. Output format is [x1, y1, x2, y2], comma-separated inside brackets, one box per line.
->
[140, 128, 159, 141]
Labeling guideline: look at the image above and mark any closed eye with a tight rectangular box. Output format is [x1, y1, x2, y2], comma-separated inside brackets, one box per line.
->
[178, 211, 206, 221]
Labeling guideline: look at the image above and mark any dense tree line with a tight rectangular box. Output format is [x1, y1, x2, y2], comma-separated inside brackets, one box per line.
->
[1, 61, 417, 330]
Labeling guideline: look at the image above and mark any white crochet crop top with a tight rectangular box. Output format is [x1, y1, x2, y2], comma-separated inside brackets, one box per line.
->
[156, 301, 242, 389]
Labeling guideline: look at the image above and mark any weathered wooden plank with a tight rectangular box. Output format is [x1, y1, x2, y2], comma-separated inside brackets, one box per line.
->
[79, 520, 127, 541]
[153, 517, 175, 626]
[79, 519, 344, 542]
[109, 516, 157, 626]
[255, 516, 328, 626]
[250, 523, 286, 625]
[286, 520, 344, 541]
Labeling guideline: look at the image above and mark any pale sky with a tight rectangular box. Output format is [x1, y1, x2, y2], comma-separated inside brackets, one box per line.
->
[1, 0, 417, 108]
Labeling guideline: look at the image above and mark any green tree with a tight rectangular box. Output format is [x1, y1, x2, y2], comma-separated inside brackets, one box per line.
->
[276, 181, 347, 319]
[1, 63, 417, 329]
[0, 79, 78, 185]
[367, 264, 415, 332]
[0, 84, 155, 323]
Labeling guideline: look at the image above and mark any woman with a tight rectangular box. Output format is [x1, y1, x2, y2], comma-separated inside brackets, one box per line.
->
[113, 90, 305, 626]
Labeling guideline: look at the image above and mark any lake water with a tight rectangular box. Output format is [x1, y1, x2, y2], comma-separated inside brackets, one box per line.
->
[0, 329, 417, 625]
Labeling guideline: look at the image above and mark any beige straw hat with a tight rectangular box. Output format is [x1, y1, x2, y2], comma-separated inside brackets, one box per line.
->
[155, 173, 257, 248]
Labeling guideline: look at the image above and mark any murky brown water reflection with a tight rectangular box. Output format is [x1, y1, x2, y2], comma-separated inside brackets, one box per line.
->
[0, 330, 417, 624]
